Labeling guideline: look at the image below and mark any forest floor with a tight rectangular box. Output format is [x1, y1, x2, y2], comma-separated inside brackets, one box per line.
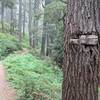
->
[0, 62, 16, 100]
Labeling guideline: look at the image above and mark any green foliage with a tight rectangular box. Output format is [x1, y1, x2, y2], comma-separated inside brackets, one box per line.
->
[98, 88, 100, 100]
[22, 33, 30, 48]
[0, 0, 16, 8]
[44, 0, 64, 67]
[45, 0, 65, 23]
[3, 54, 62, 100]
[53, 32, 64, 67]
[0, 22, 10, 33]
[52, 20, 64, 67]
[5, 0, 16, 8]
[0, 33, 21, 59]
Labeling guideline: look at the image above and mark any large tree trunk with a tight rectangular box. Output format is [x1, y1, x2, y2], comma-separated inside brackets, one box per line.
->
[62, 0, 100, 100]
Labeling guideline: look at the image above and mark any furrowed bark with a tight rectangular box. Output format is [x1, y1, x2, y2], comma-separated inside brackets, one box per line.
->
[62, 0, 100, 100]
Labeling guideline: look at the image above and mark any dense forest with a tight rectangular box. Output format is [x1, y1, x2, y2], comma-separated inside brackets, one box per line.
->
[0, 0, 64, 100]
[0, 0, 100, 100]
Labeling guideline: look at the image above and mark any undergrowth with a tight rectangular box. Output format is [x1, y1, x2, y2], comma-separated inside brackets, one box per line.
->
[3, 53, 62, 100]
[0, 33, 21, 59]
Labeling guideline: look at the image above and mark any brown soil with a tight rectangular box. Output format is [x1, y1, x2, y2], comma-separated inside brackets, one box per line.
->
[0, 62, 16, 100]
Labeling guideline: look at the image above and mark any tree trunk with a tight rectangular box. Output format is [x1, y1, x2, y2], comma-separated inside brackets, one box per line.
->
[62, 0, 100, 100]
[18, 0, 22, 43]
[41, 31, 46, 55]
[10, 8, 14, 34]
[29, 0, 35, 48]
[41, 0, 47, 56]
[46, 33, 50, 56]
[1, 1, 4, 32]
[23, 0, 26, 37]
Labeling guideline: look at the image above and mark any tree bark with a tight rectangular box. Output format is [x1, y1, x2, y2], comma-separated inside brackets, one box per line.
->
[23, 0, 26, 37]
[1, 1, 4, 32]
[10, 8, 14, 34]
[29, 0, 35, 48]
[18, 0, 22, 43]
[46, 33, 49, 56]
[62, 0, 100, 100]
[41, 0, 46, 55]
[41, 31, 46, 55]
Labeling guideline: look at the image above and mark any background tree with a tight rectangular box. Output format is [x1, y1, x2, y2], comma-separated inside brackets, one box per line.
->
[41, 0, 65, 66]
[18, 0, 22, 42]
[22, 0, 26, 36]
[29, 0, 34, 48]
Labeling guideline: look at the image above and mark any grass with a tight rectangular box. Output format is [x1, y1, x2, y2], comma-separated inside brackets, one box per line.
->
[3, 53, 62, 100]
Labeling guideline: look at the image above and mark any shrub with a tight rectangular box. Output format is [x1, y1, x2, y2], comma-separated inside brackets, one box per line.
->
[0, 22, 10, 33]
[3, 54, 62, 100]
[0, 33, 21, 59]
[53, 31, 64, 67]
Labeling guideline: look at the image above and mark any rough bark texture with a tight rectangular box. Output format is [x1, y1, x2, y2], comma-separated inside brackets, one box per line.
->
[10, 8, 14, 34]
[62, 0, 100, 100]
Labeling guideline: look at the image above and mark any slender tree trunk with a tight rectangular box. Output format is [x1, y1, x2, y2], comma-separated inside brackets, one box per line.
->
[32, 0, 40, 48]
[46, 33, 49, 56]
[1, 1, 4, 32]
[62, 0, 100, 100]
[41, 23, 46, 55]
[23, 0, 26, 37]
[10, 8, 14, 34]
[41, 0, 46, 55]
[18, 0, 22, 43]
[29, 0, 34, 48]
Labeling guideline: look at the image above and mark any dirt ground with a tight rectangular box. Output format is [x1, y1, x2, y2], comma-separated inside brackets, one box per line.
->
[0, 62, 16, 100]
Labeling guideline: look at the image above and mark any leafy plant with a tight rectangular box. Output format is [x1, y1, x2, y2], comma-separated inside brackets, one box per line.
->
[3, 54, 62, 100]
[0, 33, 21, 59]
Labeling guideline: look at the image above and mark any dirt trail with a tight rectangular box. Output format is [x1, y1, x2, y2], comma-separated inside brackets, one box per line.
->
[0, 62, 16, 100]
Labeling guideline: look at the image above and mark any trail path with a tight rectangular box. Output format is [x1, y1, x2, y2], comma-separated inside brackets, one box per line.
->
[0, 62, 16, 100]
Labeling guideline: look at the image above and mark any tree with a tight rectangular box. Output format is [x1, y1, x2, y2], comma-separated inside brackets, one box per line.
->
[41, 0, 65, 60]
[62, 0, 100, 100]
[18, 0, 22, 42]
[29, 0, 34, 48]
[0, 0, 15, 33]
[32, 0, 40, 48]
[41, 0, 51, 56]
[23, 0, 26, 36]
[1, 0, 5, 32]
[41, 23, 46, 55]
